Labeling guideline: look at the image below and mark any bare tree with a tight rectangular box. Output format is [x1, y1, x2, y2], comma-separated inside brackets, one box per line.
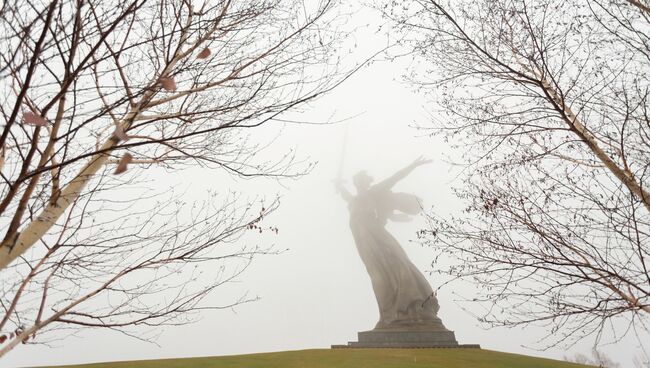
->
[634, 353, 650, 367]
[0, 0, 351, 357]
[0, 186, 278, 356]
[383, 0, 650, 348]
[566, 349, 621, 368]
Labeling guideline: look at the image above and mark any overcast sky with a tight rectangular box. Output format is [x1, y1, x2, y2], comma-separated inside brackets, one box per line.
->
[4, 4, 647, 368]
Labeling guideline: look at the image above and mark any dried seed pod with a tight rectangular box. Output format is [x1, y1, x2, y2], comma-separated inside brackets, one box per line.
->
[0, 144, 5, 172]
[113, 125, 128, 142]
[197, 47, 211, 59]
[23, 112, 48, 126]
[160, 77, 176, 92]
[114, 153, 133, 175]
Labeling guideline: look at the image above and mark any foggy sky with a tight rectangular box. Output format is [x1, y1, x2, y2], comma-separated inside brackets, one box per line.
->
[5, 5, 646, 368]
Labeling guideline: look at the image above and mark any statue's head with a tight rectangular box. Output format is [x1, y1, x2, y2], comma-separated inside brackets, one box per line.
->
[353, 171, 373, 192]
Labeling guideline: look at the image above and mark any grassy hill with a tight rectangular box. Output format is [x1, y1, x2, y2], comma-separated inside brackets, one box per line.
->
[38, 348, 590, 368]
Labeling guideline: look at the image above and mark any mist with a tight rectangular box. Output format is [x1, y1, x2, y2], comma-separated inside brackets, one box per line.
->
[3, 4, 647, 368]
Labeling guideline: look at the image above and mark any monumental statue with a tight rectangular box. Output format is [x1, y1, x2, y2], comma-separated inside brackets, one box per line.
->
[332, 157, 477, 348]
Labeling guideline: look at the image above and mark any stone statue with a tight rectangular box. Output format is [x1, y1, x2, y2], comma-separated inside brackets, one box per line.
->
[334, 157, 448, 332]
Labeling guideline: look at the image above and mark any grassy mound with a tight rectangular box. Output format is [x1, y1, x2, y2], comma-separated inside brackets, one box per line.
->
[39, 348, 589, 368]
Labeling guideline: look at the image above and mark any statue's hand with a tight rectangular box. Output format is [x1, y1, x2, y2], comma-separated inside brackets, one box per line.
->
[411, 156, 432, 168]
[389, 213, 413, 222]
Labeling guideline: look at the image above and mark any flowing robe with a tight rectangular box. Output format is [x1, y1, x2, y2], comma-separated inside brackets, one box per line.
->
[348, 187, 447, 331]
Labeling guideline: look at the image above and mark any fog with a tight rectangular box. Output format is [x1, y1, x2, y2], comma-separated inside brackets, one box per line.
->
[4, 6, 646, 368]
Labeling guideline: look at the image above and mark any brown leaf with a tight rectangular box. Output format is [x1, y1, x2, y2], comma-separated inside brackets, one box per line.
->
[160, 77, 176, 92]
[0, 144, 5, 172]
[23, 112, 47, 126]
[114, 153, 133, 175]
[0, 335, 7, 344]
[113, 125, 128, 142]
[196, 47, 211, 59]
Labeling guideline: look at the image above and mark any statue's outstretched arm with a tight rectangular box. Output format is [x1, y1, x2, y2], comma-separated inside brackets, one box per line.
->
[376, 156, 432, 191]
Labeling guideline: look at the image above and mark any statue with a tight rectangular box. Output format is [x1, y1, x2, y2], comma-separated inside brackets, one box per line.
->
[334, 157, 448, 332]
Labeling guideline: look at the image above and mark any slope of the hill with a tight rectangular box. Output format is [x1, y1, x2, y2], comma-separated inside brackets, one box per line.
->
[36, 348, 590, 368]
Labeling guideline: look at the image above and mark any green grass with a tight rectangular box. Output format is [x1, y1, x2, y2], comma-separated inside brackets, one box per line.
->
[38, 348, 590, 368]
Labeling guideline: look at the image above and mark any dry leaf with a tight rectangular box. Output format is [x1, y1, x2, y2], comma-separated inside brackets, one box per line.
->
[113, 125, 128, 142]
[23, 112, 47, 126]
[196, 47, 211, 59]
[0, 144, 5, 172]
[114, 153, 133, 175]
[160, 77, 176, 92]
[0, 335, 7, 344]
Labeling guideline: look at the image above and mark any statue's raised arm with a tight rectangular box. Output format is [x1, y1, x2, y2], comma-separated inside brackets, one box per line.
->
[374, 156, 432, 192]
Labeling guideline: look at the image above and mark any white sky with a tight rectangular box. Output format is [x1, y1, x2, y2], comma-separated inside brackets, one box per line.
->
[4, 4, 646, 368]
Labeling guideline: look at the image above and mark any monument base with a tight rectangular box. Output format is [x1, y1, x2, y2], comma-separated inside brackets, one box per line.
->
[332, 329, 480, 349]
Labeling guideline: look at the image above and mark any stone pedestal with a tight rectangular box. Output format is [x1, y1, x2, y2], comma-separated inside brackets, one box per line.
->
[332, 329, 480, 349]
